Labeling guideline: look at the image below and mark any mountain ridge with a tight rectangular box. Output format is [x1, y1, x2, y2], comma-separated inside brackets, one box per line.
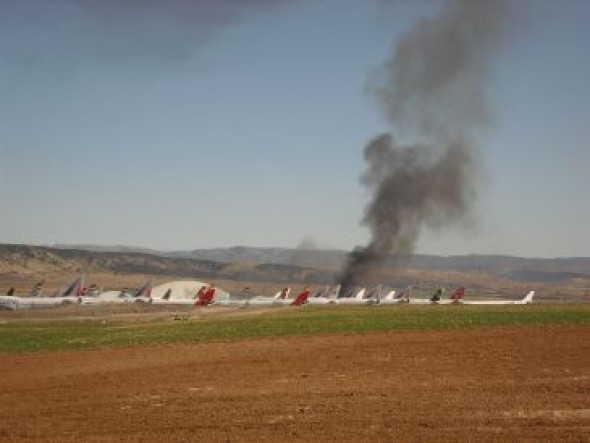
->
[49, 243, 590, 276]
[2, 244, 589, 298]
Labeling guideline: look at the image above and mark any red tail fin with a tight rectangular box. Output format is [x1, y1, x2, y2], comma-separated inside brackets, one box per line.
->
[449, 287, 466, 300]
[290, 289, 310, 306]
[194, 285, 208, 300]
[195, 288, 216, 306]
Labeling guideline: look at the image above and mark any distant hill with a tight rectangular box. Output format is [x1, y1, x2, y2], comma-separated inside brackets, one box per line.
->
[3, 244, 588, 299]
[43, 243, 590, 285]
[0, 244, 336, 285]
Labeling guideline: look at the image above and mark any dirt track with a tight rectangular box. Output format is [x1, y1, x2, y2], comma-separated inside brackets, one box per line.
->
[1, 326, 589, 442]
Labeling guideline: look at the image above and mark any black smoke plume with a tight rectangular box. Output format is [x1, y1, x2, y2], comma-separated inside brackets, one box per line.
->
[339, 0, 509, 291]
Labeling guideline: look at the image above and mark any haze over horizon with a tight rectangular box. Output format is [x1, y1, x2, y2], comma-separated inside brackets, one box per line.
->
[1, 0, 589, 259]
[30, 242, 590, 261]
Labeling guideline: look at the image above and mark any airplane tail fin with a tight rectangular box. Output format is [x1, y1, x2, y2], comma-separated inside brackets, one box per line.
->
[54, 275, 85, 298]
[312, 286, 329, 298]
[133, 278, 154, 299]
[384, 290, 397, 300]
[330, 285, 341, 299]
[274, 287, 291, 299]
[354, 288, 366, 299]
[162, 288, 172, 300]
[195, 287, 216, 306]
[31, 281, 44, 297]
[193, 285, 208, 300]
[395, 287, 411, 300]
[449, 287, 466, 301]
[520, 290, 535, 304]
[290, 288, 310, 306]
[365, 285, 381, 300]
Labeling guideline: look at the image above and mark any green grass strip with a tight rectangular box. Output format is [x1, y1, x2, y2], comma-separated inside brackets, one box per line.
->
[0, 304, 589, 354]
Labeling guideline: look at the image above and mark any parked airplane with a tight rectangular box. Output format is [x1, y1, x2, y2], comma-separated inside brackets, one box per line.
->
[290, 289, 311, 306]
[460, 290, 535, 305]
[131, 278, 154, 303]
[273, 287, 292, 299]
[379, 286, 417, 304]
[214, 287, 310, 308]
[161, 288, 173, 300]
[195, 286, 218, 306]
[149, 284, 210, 306]
[305, 286, 378, 306]
[305, 285, 341, 305]
[81, 278, 153, 305]
[407, 287, 464, 305]
[145, 280, 212, 304]
[311, 285, 339, 299]
[242, 288, 308, 307]
[373, 289, 409, 305]
[331, 288, 375, 305]
[408, 287, 535, 305]
[0, 276, 85, 310]
[0, 291, 22, 311]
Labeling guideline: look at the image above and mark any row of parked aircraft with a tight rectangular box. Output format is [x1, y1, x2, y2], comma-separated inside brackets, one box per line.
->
[303, 285, 535, 306]
[0, 276, 535, 311]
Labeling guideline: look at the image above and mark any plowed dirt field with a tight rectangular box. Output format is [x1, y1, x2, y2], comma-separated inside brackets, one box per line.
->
[1, 326, 589, 442]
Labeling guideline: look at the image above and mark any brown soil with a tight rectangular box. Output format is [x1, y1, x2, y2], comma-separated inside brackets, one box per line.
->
[1, 326, 589, 442]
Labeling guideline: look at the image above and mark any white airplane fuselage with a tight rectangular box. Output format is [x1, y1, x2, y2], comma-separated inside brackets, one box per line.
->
[331, 297, 374, 306]
[460, 293, 535, 305]
[408, 290, 535, 306]
[148, 297, 196, 305]
[0, 295, 79, 310]
[81, 291, 136, 305]
[407, 298, 458, 305]
[305, 297, 336, 305]
[215, 297, 293, 308]
[373, 291, 410, 305]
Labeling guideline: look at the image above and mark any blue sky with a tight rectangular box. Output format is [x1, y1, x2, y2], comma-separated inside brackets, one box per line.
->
[1, 0, 589, 258]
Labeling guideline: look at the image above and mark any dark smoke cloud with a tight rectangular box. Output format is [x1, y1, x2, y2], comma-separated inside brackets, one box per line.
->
[0, 0, 289, 64]
[339, 0, 509, 291]
[296, 236, 318, 250]
[373, 0, 507, 137]
[292, 236, 319, 266]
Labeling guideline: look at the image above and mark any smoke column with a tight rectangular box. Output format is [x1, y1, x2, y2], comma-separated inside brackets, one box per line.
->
[339, 0, 509, 291]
